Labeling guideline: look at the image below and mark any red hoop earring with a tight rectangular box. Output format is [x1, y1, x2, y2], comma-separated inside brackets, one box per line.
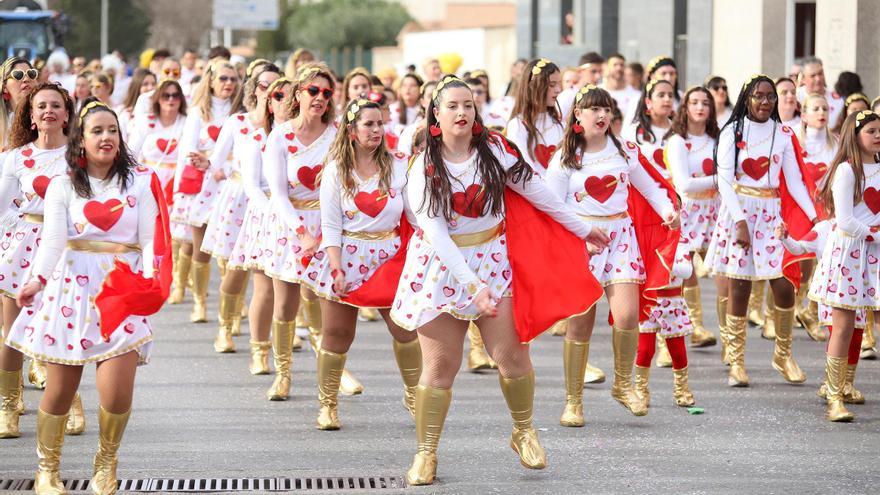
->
[429, 124, 442, 137]
[471, 121, 483, 136]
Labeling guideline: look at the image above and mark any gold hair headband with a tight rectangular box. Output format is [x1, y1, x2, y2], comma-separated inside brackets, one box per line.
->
[266, 77, 291, 94]
[530, 58, 551, 77]
[846, 93, 869, 107]
[645, 78, 670, 94]
[873, 96, 880, 109]
[246, 58, 270, 78]
[575, 84, 598, 103]
[470, 69, 487, 78]
[646, 56, 673, 74]
[855, 110, 875, 129]
[79, 101, 108, 121]
[742, 73, 769, 89]
[298, 66, 320, 80]
[346, 98, 371, 121]
[431, 75, 465, 100]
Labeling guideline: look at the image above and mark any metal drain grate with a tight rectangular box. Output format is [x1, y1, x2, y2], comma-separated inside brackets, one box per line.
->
[0, 476, 407, 492]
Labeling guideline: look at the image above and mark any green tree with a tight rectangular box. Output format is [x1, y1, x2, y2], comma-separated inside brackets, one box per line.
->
[50, 0, 150, 60]
[284, 0, 410, 51]
[256, 0, 295, 57]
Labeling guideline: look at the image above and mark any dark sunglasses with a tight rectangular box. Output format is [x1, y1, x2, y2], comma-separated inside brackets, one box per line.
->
[712, 84, 728, 92]
[217, 75, 238, 84]
[8, 69, 38, 81]
[302, 84, 333, 99]
[161, 92, 181, 101]
[271, 91, 286, 102]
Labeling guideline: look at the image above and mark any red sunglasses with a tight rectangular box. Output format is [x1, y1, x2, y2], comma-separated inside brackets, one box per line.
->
[302, 84, 333, 99]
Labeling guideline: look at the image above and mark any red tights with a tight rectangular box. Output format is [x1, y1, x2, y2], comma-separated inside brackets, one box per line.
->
[826, 327, 863, 365]
[636, 333, 688, 369]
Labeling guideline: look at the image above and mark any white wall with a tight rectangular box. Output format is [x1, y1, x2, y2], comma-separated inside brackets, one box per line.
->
[711, 0, 764, 98]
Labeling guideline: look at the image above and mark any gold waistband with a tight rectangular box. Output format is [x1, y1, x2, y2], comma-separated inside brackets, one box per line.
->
[734, 184, 779, 198]
[683, 189, 718, 200]
[23, 213, 43, 224]
[578, 211, 630, 222]
[343, 228, 400, 241]
[142, 159, 176, 169]
[290, 198, 320, 210]
[450, 221, 504, 248]
[228, 170, 241, 183]
[67, 240, 141, 254]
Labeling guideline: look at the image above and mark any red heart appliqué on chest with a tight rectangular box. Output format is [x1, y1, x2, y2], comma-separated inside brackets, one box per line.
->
[207, 125, 222, 141]
[804, 162, 827, 183]
[296, 165, 322, 191]
[354, 190, 388, 218]
[864, 187, 880, 214]
[32, 175, 51, 199]
[583, 175, 618, 203]
[156, 138, 178, 154]
[741, 156, 769, 180]
[701, 158, 715, 176]
[652, 148, 665, 168]
[452, 184, 486, 218]
[534, 144, 557, 169]
[83, 199, 124, 231]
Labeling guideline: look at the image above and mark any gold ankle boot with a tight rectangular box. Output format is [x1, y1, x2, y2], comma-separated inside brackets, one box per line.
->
[824, 355, 854, 422]
[0, 369, 22, 438]
[560, 340, 588, 427]
[672, 366, 695, 406]
[584, 361, 606, 384]
[845, 363, 865, 404]
[29, 360, 47, 389]
[684, 285, 716, 347]
[249, 341, 271, 375]
[610, 326, 648, 416]
[190, 261, 210, 323]
[406, 385, 452, 486]
[316, 348, 346, 430]
[772, 305, 806, 383]
[633, 365, 650, 407]
[655, 334, 672, 367]
[762, 290, 777, 340]
[266, 319, 294, 401]
[90, 407, 130, 495]
[292, 333, 303, 351]
[717, 296, 730, 365]
[65, 393, 85, 435]
[466, 322, 494, 371]
[392, 339, 422, 417]
[726, 315, 750, 387]
[358, 307, 381, 321]
[747, 281, 766, 327]
[169, 249, 190, 305]
[499, 371, 546, 469]
[35, 409, 68, 495]
[549, 319, 567, 336]
[230, 273, 249, 336]
[213, 291, 237, 353]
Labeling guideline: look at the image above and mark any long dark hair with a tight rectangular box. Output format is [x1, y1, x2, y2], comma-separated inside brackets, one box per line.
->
[559, 85, 628, 169]
[396, 73, 423, 126]
[65, 97, 135, 198]
[9, 82, 75, 150]
[421, 77, 531, 218]
[509, 58, 561, 162]
[667, 86, 720, 140]
[713, 75, 780, 179]
[632, 79, 674, 144]
[121, 68, 155, 110]
[818, 110, 878, 216]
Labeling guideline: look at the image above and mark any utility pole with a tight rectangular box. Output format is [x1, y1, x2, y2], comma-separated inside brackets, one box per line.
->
[100, 0, 108, 56]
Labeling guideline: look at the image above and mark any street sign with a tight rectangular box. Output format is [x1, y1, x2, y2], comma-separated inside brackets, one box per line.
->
[212, 0, 279, 30]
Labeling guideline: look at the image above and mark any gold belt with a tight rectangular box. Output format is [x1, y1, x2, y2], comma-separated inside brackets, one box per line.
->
[684, 189, 718, 200]
[734, 184, 778, 198]
[290, 197, 320, 210]
[23, 213, 44, 224]
[450, 221, 504, 248]
[142, 159, 176, 170]
[578, 211, 629, 222]
[67, 240, 141, 254]
[228, 170, 241, 183]
[343, 228, 400, 241]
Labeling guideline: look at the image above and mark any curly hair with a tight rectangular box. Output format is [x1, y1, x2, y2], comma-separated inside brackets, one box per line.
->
[8, 82, 75, 150]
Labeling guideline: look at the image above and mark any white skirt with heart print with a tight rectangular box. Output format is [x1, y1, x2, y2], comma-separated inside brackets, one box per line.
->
[638, 295, 693, 337]
[809, 228, 880, 310]
[680, 197, 720, 253]
[261, 208, 322, 284]
[301, 234, 402, 308]
[580, 216, 645, 287]
[0, 217, 41, 298]
[4, 249, 153, 366]
[200, 178, 247, 260]
[226, 200, 271, 271]
[187, 174, 223, 227]
[170, 192, 194, 243]
[817, 301, 865, 331]
[704, 194, 784, 280]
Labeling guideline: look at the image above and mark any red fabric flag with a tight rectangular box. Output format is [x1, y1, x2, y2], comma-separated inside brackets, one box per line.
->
[95, 172, 173, 342]
[342, 215, 414, 308]
[780, 130, 820, 289]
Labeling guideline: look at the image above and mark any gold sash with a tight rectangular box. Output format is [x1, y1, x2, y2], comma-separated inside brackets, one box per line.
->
[67, 240, 141, 254]
[343, 228, 400, 241]
[450, 222, 504, 248]
[578, 211, 630, 222]
[734, 184, 778, 198]
[289, 198, 320, 210]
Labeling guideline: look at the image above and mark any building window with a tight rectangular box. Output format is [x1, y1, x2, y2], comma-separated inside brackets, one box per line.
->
[561, 0, 574, 44]
[794, 1, 816, 58]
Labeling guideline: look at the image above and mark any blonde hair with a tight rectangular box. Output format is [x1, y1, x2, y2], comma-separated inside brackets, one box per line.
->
[191, 60, 244, 121]
[799, 92, 836, 150]
[288, 62, 336, 124]
[284, 48, 315, 79]
[0, 57, 31, 149]
[328, 98, 392, 199]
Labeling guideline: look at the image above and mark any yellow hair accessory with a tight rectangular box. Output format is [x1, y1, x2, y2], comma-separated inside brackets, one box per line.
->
[346, 98, 370, 122]
[574, 84, 598, 103]
[470, 69, 488, 78]
[431, 75, 465, 101]
[846, 93, 870, 108]
[530, 58, 551, 77]
[266, 77, 291, 94]
[742, 73, 769, 89]
[246, 58, 271, 78]
[79, 101, 109, 122]
[872, 96, 880, 109]
[855, 110, 875, 125]
[645, 78, 670, 95]
[298, 66, 321, 80]
[646, 56, 674, 75]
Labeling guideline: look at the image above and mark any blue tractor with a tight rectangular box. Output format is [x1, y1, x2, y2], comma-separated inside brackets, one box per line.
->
[0, 0, 67, 61]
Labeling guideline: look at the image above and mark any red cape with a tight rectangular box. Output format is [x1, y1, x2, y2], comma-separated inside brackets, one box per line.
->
[342, 215, 413, 308]
[95, 172, 173, 342]
[504, 187, 604, 343]
[780, 130, 820, 289]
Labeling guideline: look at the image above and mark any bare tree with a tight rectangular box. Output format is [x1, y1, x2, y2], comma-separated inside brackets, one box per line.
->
[138, 0, 213, 54]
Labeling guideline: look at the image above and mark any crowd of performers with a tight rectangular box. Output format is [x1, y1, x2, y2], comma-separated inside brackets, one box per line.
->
[0, 47, 878, 493]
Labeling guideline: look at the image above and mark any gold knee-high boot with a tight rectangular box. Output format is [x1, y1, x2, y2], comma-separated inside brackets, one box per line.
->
[90, 407, 130, 495]
[795, 286, 824, 341]
[316, 348, 345, 430]
[610, 326, 648, 416]
[267, 319, 294, 400]
[217, 257, 228, 279]
[29, 359, 47, 389]
[406, 385, 452, 486]
[718, 296, 730, 365]
[685, 285, 717, 347]
[466, 322, 494, 371]
[672, 366, 695, 406]
[726, 314, 749, 387]
[762, 287, 777, 340]
[499, 371, 546, 470]
[845, 363, 865, 404]
[633, 364, 650, 407]
[168, 246, 189, 304]
[190, 260, 210, 323]
[35, 409, 68, 495]
[824, 355, 854, 422]
[213, 290, 237, 353]
[560, 340, 588, 427]
[65, 392, 85, 435]
[249, 341, 271, 375]
[772, 305, 806, 383]
[392, 339, 422, 417]
[747, 281, 766, 327]
[230, 271, 249, 336]
[301, 288, 362, 394]
[655, 334, 672, 367]
[0, 369, 22, 438]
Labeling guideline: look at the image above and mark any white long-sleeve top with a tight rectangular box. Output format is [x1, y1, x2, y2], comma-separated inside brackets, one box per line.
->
[263, 120, 336, 233]
[781, 220, 832, 256]
[621, 122, 671, 179]
[209, 113, 255, 177]
[506, 113, 564, 175]
[30, 168, 159, 282]
[172, 97, 231, 191]
[128, 113, 185, 167]
[389, 102, 419, 129]
[240, 127, 270, 209]
[407, 137, 591, 290]
[0, 144, 68, 219]
[665, 133, 717, 195]
[831, 162, 880, 239]
[319, 153, 409, 249]
[545, 137, 675, 219]
[715, 118, 818, 223]
[800, 126, 838, 187]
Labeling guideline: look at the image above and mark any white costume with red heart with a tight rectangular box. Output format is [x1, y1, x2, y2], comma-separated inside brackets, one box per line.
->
[666, 133, 720, 252]
[200, 113, 255, 260]
[5, 168, 158, 365]
[0, 144, 68, 298]
[622, 123, 671, 179]
[799, 127, 837, 195]
[638, 237, 694, 337]
[704, 120, 817, 280]
[171, 96, 232, 241]
[226, 127, 272, 271]
[301, 154, 408, 305]
[127, 113, 185, 191]
[545, 138, 675, 286]
[506, 113, 564, 175]
[262, 120, 335, 283]
[391, 138, 590, 330]
[809, 162, 880, 310]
